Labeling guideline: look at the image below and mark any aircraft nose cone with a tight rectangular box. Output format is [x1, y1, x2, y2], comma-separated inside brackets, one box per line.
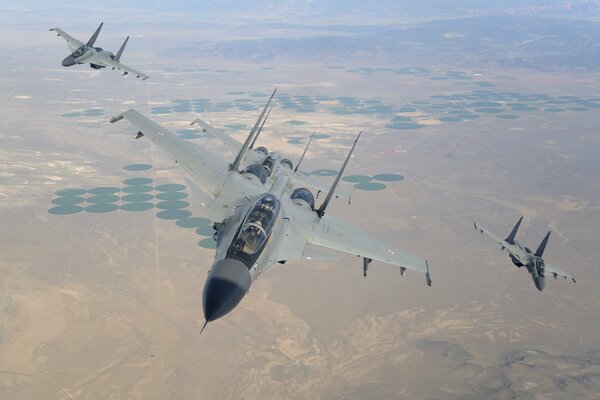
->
[203, 258, 251, 322]
[534, 276, 545, 291]
[62, 55, 76, 66]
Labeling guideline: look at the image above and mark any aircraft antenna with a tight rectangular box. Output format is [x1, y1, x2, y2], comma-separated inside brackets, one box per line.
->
[229, 87, 277, 171]
[316, 131, 362, 218]
[294, 130, 316, 173]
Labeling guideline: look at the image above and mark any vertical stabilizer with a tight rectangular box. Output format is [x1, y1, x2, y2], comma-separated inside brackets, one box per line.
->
[87, 22, 103, 47]
[250, 107, 272, 149]
[316, 132, 361, 217]
[535, 231, 551, 257]
[294, 130, 316, 173]
[229, 87, 277, 171]
[115, 36, 129, 62]
[505, 216, 523, 244]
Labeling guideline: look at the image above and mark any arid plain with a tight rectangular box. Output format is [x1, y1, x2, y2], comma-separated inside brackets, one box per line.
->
[1, 7, 600, 399]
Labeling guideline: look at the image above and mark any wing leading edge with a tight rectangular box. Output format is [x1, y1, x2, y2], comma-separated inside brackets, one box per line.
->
[110, 109, 263, 221]
[473, 220, 524, 258]
[310, 214, 431, 282]
[50, 28, 84, 51]
[545, 262, 576, 282]
[94, 56, 149, 80]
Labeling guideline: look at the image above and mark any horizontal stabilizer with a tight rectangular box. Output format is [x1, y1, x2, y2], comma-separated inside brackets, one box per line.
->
[192, 118, 243, 150]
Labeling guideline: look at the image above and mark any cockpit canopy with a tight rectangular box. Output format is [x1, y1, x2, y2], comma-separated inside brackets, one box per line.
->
[71, 45, 89, 58]
[534, 257, 545, 275]
[235, 194, 280, 256]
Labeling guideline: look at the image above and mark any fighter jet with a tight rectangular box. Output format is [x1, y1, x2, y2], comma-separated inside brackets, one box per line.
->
[474, 217, 575, 291]
[110, 89, 432, 329]
[50, 23, 148, 80]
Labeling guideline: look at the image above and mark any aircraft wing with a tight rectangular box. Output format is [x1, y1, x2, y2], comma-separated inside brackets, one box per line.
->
[110, 109, 261, 220]
[50, 28, 84, 52]
[545, 262, 576, 283]
[474, 221, 526, 260]
[94, 56, 149, 80]
[310, 214, 430, 280]
[192, 118, 265, 166]
[192, 119, 242, 150]
[474, 221, 507, 246]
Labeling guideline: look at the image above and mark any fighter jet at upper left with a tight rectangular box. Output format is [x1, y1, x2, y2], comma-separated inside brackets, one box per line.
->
[50, 22, 149, 80]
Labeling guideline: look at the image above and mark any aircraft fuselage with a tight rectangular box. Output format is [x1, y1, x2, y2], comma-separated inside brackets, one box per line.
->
[202, 176, 292, 322]
[510, 242, 546, 291]
[61, 45, 114, 67]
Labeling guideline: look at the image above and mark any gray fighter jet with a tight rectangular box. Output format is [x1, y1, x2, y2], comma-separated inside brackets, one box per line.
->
[110, 89, 432, 329]
[50, 23, 148, 80]
[474, 217, 575, 291]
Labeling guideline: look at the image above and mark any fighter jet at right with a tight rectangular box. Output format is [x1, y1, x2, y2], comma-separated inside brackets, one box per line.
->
[474, 217, 575, 291]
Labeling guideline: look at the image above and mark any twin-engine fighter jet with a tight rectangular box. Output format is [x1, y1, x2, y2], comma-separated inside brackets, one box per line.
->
[50, 23, 148, 80]
[111, 89, 432, 329]
[474, 217, 575, 291]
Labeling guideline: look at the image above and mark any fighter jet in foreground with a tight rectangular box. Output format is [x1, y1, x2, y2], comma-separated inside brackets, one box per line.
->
[50, 23, 148, 80]
[474, 217, 575, 291]
[111, 89, 432, 329]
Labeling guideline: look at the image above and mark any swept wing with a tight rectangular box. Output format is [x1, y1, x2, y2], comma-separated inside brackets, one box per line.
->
[474, 221, 526, 260]
[110, 109, 258, 220]
[545, 262, 576, 282]
[91, 54, 149, 80]
[49, 28, 84, 52]
[311, 214, 429, 274]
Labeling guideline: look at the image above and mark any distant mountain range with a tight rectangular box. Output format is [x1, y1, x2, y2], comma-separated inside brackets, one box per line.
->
[168, 15, 600, 71]
[66, 0, 600, 21]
